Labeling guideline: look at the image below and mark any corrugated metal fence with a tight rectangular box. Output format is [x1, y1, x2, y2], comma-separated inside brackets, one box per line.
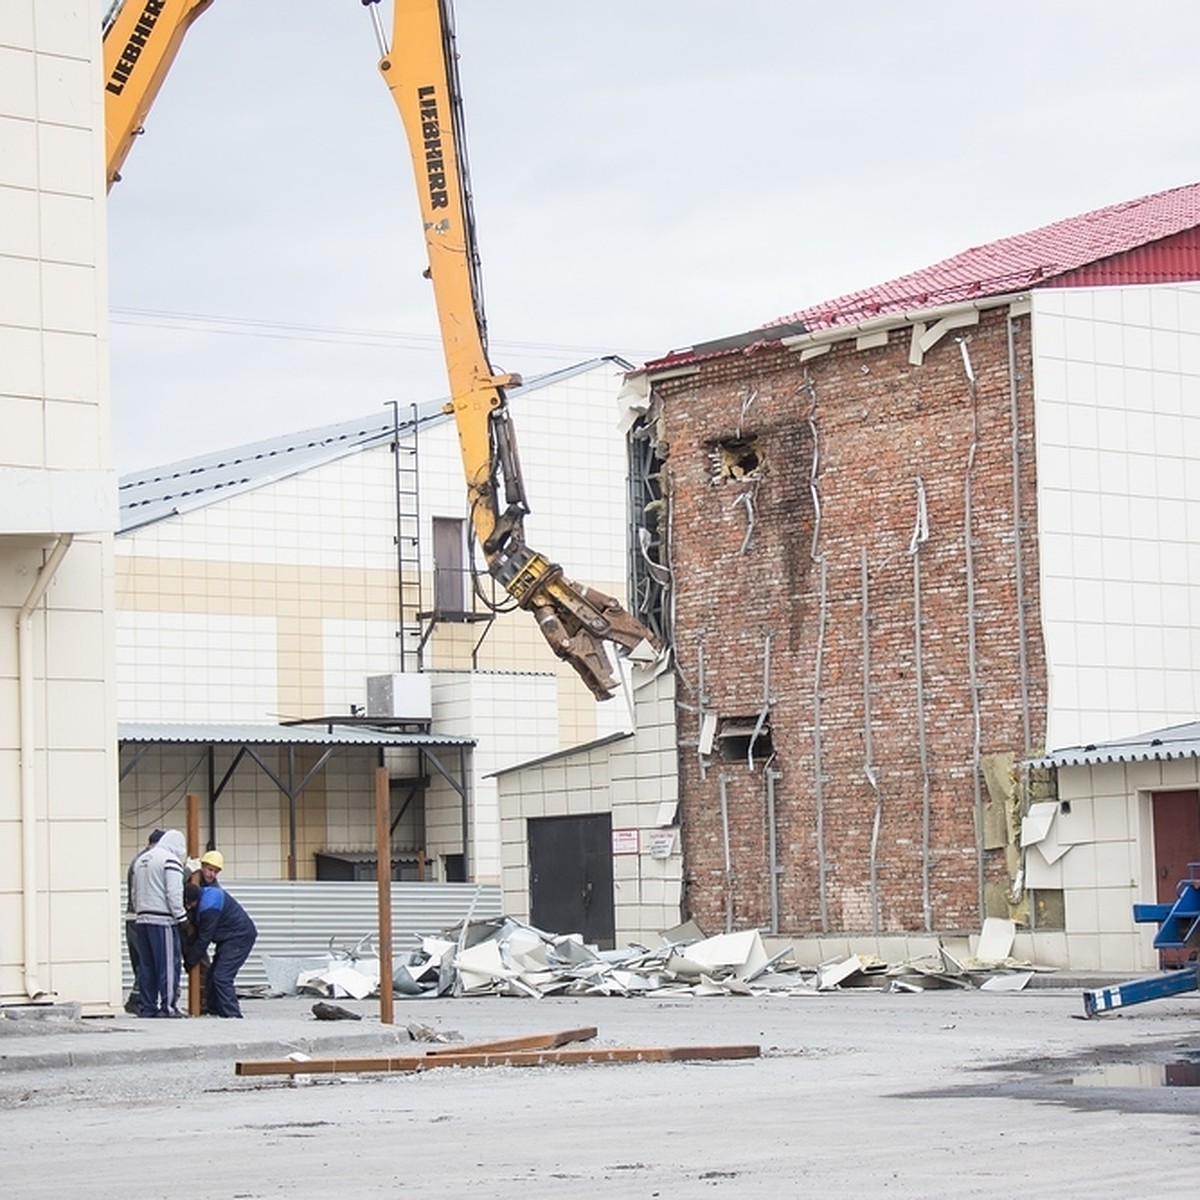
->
[122, 881, 503, 992]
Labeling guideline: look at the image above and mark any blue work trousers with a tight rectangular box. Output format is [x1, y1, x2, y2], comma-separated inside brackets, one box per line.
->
[136, 923, 182, 1017]
[206, 931, 256, 1018]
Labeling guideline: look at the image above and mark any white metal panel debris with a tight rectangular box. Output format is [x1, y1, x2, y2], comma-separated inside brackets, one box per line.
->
[275, 915, 1042, 1000]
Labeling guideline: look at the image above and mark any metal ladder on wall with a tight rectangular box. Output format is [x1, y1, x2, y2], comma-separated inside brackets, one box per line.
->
[389, 402, 424, 672]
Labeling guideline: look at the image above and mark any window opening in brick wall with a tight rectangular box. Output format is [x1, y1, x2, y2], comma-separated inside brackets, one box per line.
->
[716, 716, 773, 761]
[711, 437, 763, 482]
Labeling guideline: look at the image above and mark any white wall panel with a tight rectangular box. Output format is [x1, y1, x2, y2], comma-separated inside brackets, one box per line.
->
[321, 618, 399, 713]
[1034, 283, 1200, 749]
[116, 612, 278, 722]
[0, 2, 117, 1008]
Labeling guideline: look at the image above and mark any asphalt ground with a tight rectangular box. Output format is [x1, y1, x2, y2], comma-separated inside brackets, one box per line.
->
[4, 981, 1199, 1198]
[0, 970, 1133, 1073]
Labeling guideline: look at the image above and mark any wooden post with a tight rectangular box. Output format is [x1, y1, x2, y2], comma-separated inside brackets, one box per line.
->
[186, 792, 201, 1017]
[375, 766, 394, 1025]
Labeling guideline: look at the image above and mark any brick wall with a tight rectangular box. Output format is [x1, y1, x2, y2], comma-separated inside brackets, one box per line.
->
[655, 307, 1046, 936]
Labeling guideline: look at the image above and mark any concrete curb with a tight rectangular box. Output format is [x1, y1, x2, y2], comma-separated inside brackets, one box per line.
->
[1023, 972, 1148, 991]
[1, 1027, 417, 1075]
[0, 1027, 416, 1073]
[0, 999, 424, 1074]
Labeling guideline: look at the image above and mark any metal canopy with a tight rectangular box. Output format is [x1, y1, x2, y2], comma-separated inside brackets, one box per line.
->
[1028, 720, 1200, 769]
[118, 720, 473, 748]
[118, 722, 475, 880]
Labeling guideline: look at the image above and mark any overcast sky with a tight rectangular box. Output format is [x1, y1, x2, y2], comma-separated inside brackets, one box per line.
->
[105, 1, 1200, 472]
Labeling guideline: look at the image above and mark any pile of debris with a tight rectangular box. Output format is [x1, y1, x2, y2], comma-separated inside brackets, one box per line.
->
[267, 916, 1044, 1002]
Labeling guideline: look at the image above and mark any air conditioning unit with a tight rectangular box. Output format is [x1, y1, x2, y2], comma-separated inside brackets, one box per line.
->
[366, 673, 432, 721]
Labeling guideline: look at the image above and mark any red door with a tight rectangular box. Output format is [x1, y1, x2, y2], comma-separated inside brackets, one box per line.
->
[1150, 790, 1200, 967]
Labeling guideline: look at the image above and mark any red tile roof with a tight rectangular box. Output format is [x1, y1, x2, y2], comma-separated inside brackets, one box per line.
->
[782, 180, 1200, 333]
[645, 181, 1200, 371]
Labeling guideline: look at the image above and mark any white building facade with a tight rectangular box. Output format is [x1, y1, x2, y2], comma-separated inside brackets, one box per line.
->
[1, 5, 120, 1009]
[1033, 284, 1200, 748]
[115, 359, 638, 887]
[1020, 283, 1200, 972]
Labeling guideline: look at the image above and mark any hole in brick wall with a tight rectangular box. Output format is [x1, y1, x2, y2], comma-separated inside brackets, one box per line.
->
[716, 716, 773, 761]
[711, 437, 763, 482]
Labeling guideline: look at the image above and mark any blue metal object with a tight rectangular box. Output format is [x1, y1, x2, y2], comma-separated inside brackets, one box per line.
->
[1132, 902, 1173, 925]
[1083, 966, 1198, 1017]
[1081, 863, 1200, 1018]
[1150, 880, 1200, 950]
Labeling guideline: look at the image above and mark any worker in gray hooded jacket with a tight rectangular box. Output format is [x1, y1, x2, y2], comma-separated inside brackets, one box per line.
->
[131, 828, 188, 1017]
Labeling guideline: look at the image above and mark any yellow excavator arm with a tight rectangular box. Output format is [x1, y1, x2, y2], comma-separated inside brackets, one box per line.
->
[367, 0, 658, 700]
[102, 0, 659, 700]
[102, 0, 214, 191]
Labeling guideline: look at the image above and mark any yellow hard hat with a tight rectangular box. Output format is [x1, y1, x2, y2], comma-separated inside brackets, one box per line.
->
[200, 850, 224, 870]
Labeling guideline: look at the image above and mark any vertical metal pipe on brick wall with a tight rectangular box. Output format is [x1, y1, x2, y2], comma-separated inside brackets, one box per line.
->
[766, 767, 782, 935]
[862, 546, 881, 935]
[806, 376, 830, 933]
[958, 338, 986, 922]
[813, 559, 829, 933]
[909, 478, 932, 932]
[718, 773, 733, 933]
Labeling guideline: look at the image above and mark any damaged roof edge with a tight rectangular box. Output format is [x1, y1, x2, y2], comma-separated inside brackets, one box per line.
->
[640, 295, 1028, 378]
[688, 319, 809, 357]
[639, 320, 808, 375]
[778, 293, 1029, 353]
[1027, 720, 1200, 769]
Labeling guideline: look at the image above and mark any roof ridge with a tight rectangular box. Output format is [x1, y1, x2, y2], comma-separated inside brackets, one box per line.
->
[775, 179, 1200, 333]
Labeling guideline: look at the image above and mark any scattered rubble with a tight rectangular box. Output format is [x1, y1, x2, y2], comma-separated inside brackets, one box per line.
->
[311, 1002, 361, 1021]
[406, 1021, 462, 1044]
[262, 914, 1047, 1002]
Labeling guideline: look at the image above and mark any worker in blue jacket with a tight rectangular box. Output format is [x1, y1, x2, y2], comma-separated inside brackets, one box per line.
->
[183, 859, 258, 1018]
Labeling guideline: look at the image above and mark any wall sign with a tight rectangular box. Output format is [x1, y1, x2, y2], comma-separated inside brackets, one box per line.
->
[648, 831, 676, 859]
[611, 828, 640, 856]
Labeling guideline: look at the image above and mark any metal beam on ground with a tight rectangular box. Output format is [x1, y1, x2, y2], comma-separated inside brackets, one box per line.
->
[1083, 966, 1199, 1018]
[236, 1042, 760, 1076]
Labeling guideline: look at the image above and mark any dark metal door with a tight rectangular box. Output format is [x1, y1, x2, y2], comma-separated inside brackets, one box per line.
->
[432, 516, 465, 614]
[528, 813, 615, 949]
[1151, 789, 1200, 967]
